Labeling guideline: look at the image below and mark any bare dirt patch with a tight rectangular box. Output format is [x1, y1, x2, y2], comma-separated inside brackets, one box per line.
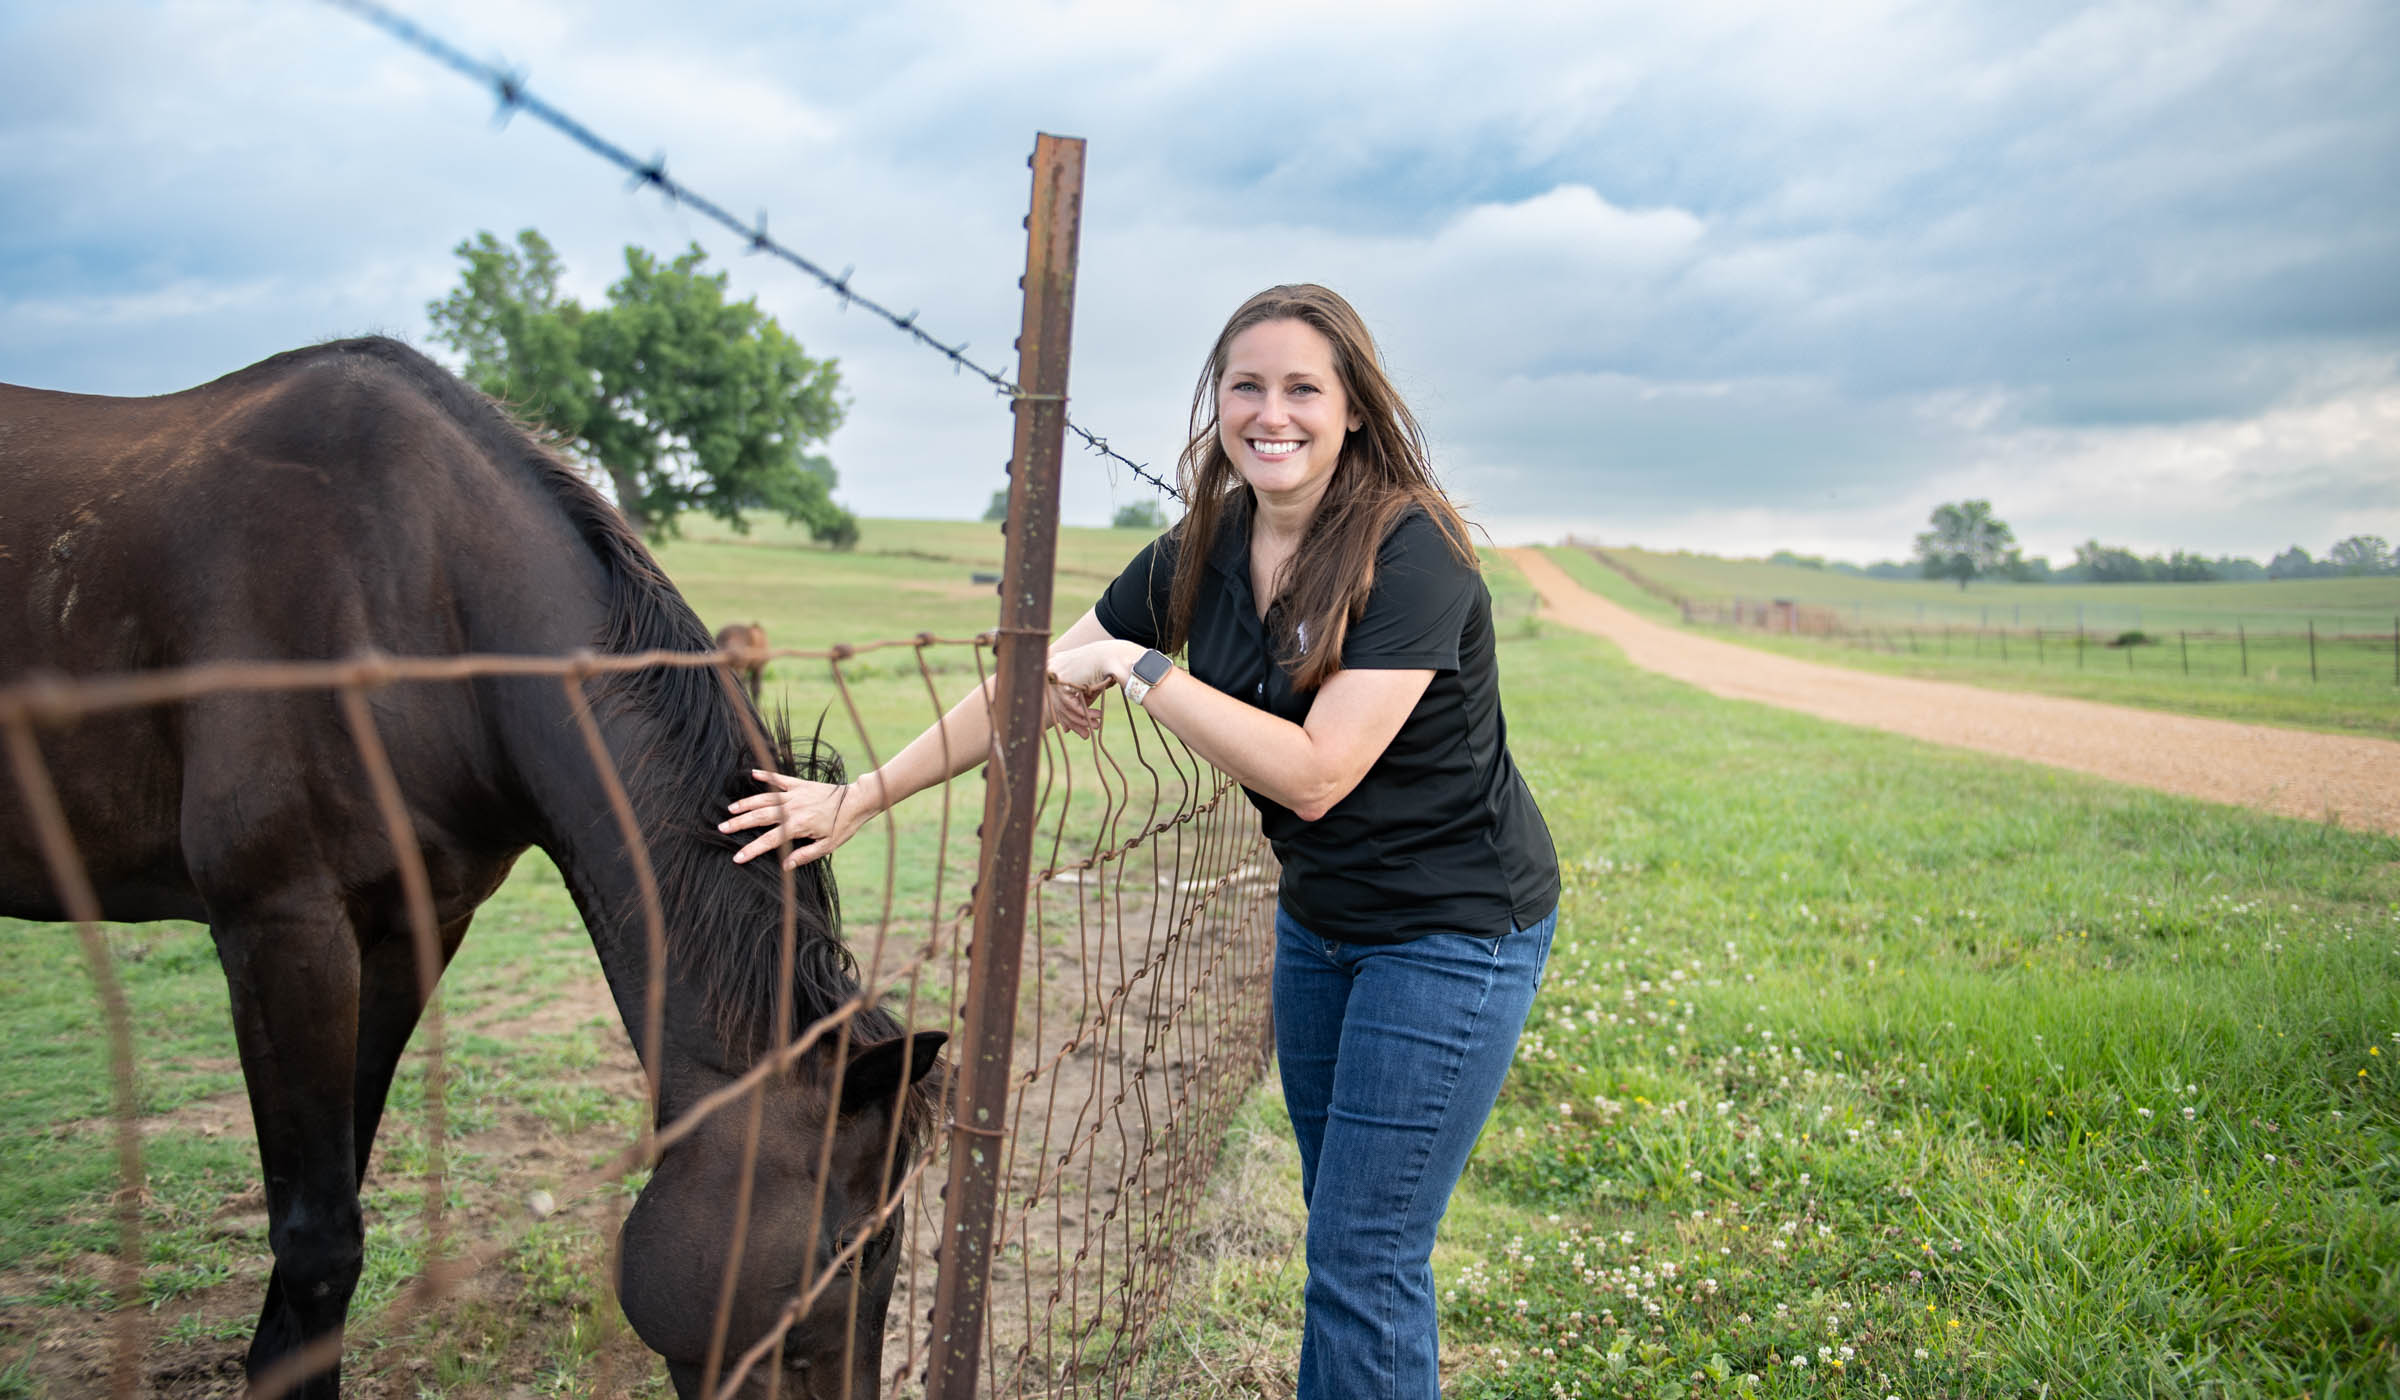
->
[885, 855, 1275, 1398]
[0, 967, 661, 1399]
[1508, 549, 2400, 838]
[10, 853, 1274, 1400]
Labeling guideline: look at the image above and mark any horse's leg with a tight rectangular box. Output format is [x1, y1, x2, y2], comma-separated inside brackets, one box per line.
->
[246, 910, 472, 1393]
[353, 913, 471, 1174]
[214, 901, 365, 1400]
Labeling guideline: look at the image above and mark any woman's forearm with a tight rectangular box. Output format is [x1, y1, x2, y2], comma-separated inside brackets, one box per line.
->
[1055, 639, 1430, 822]
[850, 673, 1001, 815]
[848, 607, 1120, 817]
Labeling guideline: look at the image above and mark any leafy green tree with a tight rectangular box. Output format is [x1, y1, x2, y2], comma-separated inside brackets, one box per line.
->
[428, 229, 852, 545]
[2267, 545, 2320, 579]
[2328, 534, 2393, 575]
[2071, 540, 2151, 583]
[1913, 501, 2018, 590]
[982, 489, 1010, 524]
[1111, 498, 1169, 531]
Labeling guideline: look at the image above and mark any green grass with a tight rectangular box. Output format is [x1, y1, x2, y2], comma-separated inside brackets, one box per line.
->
[1600, 545, 2400, 634]
[8, 522, 2396, 1397]
[1157, 559, 2400, 1398]
[1545, 547, 2400, 740]
[0, 897, 668, 1393]
[0, 515, 1177, 1395]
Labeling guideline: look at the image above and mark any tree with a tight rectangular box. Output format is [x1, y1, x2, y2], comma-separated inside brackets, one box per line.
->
[2328, 534, 2393, 575]
[428, 229, 853, 545]
[1111, 498, 1169, 531]
[981, 489, 1010, 524]
[2070, 540, 2150, 583]
[1913, 501, 2018, 590]
[2267, 545, 2319, 579]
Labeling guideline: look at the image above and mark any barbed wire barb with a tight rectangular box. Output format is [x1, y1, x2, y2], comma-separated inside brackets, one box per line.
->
[321, 0, 1184, 501]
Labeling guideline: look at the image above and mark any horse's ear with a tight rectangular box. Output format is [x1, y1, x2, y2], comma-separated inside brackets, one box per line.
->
[838, 1030, 948, 1116]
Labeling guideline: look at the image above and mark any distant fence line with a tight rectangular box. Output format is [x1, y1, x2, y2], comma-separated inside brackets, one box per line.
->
[1583, 548, 2400, 688]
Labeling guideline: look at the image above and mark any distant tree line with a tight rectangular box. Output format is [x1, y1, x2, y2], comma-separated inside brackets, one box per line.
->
[1767, 505, 2398, 585]
[982, 490, 1172, 532]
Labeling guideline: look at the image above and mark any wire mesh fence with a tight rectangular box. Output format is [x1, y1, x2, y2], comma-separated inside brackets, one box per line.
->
[0, 106, 1270, 1400]
[1673, 597, 2400, 687]
[0, 626, 1273, 1399]
[1591, 549, 2400, 689]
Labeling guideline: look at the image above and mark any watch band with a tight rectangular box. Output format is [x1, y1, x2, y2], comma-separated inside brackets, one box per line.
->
[1123, 648, 1174, 707]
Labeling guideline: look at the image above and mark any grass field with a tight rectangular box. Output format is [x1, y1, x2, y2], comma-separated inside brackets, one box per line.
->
[1551, 548, 2400, 741]
[1597, 546, 2400, 635]
[1151, 555, 2400, 1399]
[2, 521, 2395, 1397]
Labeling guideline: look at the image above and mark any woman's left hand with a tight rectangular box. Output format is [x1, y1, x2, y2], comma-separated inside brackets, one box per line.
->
[1046, 640, 1133, 706]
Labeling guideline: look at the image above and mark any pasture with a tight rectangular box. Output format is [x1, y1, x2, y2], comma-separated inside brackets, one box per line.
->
[1556, 549, 2400, 741]
[1, 525, 2394, 1397]
[1597, 546, 2400, 633]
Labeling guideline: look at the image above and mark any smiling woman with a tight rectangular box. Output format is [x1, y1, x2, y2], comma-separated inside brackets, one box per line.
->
[727, 283, 1560, 1400]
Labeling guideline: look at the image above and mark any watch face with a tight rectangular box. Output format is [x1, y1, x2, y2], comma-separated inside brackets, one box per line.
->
[1134, 649, 1173, 685]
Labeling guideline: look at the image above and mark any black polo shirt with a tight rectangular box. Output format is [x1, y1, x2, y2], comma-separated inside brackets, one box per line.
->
[1092, 497, 1558, 945]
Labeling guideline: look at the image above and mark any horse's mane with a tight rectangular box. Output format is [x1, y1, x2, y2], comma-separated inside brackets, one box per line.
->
[304, 338, 918, 1114]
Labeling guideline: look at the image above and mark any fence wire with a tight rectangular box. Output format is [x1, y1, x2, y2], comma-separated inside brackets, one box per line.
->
[0, 631, 1272, 1398]
[319, 0, 1183, 507]
[1591, 548, 2400, 689]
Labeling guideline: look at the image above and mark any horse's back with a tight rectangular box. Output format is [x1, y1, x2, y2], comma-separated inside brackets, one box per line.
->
[0, 340, 596, 924]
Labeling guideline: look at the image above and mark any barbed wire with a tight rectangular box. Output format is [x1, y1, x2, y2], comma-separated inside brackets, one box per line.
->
[321, 0, 1183, 504]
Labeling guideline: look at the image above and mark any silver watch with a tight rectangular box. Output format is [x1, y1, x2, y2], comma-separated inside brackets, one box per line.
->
[1122, 648, 1174, 707]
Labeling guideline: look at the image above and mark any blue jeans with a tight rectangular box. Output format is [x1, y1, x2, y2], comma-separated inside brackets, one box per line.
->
[1274, 904, 1557, 1400]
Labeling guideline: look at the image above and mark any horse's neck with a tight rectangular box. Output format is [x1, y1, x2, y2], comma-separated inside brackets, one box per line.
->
[509, 707, 719, 1076]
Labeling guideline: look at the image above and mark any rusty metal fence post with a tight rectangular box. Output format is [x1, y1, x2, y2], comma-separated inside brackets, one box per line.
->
[926, 131, 1085, 1400]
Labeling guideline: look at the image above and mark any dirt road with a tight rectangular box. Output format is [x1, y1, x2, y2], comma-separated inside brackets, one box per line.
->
[1506, 549, 2400, 838]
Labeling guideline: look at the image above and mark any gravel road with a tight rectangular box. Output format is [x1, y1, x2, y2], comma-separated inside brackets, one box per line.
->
[1506, 549, 2400, 838]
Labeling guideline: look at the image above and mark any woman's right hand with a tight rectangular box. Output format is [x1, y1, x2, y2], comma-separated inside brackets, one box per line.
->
[1047, 674, 1105, 738]
[721, 770, 880, 869]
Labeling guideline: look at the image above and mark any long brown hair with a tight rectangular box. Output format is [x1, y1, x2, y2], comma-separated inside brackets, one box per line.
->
[1161, 284, 1478, 691]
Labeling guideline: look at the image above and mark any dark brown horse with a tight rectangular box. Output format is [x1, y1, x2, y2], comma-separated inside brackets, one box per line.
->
[0, 338, 942, 1399]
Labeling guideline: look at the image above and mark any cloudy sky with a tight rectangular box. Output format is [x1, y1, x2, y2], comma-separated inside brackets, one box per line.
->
[4, 0, 2394, 564]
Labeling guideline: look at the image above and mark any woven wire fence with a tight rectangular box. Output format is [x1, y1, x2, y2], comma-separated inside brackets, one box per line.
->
[5, 14, 1274, 1392]
[0, 626, 1273, 1398]
[1589, 547, 2400, 688]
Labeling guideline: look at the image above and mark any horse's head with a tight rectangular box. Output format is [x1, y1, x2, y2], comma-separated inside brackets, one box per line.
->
[617, 1029, 947, 1399]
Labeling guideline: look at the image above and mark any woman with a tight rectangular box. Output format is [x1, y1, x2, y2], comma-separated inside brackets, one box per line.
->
[723, 284, 1558, 1398]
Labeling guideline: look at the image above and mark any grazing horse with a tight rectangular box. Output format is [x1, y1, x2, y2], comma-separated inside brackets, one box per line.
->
[715, 620, 771, 700]
[0, 339, 943, 1399]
